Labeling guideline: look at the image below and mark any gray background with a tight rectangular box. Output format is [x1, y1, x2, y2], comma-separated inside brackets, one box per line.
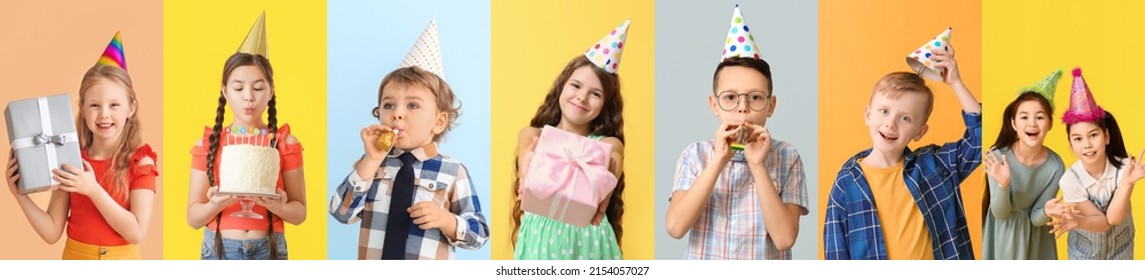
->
[654, 0, 819, 260]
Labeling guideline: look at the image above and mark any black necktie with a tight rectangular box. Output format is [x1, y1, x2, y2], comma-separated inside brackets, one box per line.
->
[382, 152, 417, 259]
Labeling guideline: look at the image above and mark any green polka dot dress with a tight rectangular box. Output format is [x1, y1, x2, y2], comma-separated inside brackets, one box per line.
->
[513, 134, 621, 260]
[513, 212, 622, 260]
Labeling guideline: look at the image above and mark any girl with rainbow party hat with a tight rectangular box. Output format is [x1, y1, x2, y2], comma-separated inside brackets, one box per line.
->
[510, 19, 631, 260]
[1045, 68, 1145, 260]
[185, 12, 307, 260]
[7, 32, 159, 260]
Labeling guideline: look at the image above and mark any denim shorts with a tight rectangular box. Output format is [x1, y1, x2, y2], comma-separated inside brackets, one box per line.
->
[200, 230, 288, 260]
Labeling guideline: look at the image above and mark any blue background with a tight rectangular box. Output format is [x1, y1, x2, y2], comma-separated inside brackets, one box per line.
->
[326, 0, 492, 260]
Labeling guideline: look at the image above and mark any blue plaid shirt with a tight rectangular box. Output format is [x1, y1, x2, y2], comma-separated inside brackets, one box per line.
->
[824, 111, 981, 260]
[329, 144, 490, 259]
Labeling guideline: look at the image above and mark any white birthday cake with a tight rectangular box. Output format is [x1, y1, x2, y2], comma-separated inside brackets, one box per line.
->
[218, 145, 280, 195]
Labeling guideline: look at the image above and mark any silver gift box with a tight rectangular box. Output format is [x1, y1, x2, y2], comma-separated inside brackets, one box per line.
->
[4, 93, 83, 194]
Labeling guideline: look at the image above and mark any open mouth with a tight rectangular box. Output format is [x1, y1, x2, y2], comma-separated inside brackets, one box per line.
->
[1082, 151, 1096, 157]
[879, 131, 899, 142]
[96, 122, 114, 129]
[1024, 130, 1039, 138]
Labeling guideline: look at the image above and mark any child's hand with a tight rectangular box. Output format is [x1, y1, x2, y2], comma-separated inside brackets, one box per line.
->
[1121, 149, 1145, 185]
[409, 201, 456, 230]
[591, 191, 613, 226]
[254, 188, 288, 213]
[742, 123, 772, 168]
[1048, 204, 1080, 239]
[983, 150, 1011, 188]
[7, 149, 23, 197]
[930, 45, 962, 86]
[206, 186, 239, 207]
[52, 161, 103, 197]
[1043, 197, 1065, 218]
[1044, 197, 1079, 238]
[712, 122, 742, 164]
[361, 124, 394, 162]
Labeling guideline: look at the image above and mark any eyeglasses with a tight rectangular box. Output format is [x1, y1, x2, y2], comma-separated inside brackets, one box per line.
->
[714, 91, 771, 112]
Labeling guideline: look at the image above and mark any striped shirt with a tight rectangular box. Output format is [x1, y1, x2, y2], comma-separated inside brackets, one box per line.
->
[1060, 157, 1134, 260]
[671, 139, 809, 260]
[824, 111, 981, 260]
[329, 143, 490, 259]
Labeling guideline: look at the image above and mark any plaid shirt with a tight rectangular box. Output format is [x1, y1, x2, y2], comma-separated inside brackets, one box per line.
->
[824, 111, 981, 260]
[329, 144, 489, 259]
[672, 139, 809, 259]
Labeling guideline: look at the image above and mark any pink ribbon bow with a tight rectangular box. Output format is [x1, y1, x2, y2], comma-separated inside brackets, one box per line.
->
[527, 137, 617, 204]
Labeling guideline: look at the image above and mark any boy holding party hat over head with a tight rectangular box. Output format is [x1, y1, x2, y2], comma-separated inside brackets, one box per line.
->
[1045, 68, 1145, 260]
[329, 19, 489, 260]
[665, 4, 809, 260]
[823, 27, 981, 260]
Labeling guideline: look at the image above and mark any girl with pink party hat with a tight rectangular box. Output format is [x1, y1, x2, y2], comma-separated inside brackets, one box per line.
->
[7, 32, 159, 260]
[1046, 68, 1145, 260]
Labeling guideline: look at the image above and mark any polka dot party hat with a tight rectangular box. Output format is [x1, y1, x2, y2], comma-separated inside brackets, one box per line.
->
[906, 27, 952, 82]
[399, 19, 445, 79]
[722, 4, 761, 61]
[1017, 69, 1062, 109]
[96, 31, 127, 71]
[1062, 67, 1105, 125]
[237, 11, 269, 58]
[584, 19, 630, 74]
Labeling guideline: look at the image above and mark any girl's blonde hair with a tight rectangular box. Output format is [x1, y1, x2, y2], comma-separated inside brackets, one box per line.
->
[76, 64, 141, 201]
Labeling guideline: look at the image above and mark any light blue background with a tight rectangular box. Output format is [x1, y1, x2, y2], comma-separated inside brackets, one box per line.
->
[326, 0, 492, 260]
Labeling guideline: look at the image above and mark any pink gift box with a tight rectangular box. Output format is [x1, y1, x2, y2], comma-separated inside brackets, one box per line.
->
[521, 125, 618, 227]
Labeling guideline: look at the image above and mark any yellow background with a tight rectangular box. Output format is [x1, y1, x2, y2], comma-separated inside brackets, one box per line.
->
[984, 0, 1145, 259]
[817, 0, 984, 259]
[162, 1, 327, 259]
[490, 0, 656, 260]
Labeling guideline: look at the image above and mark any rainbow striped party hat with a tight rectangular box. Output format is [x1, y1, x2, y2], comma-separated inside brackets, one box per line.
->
[96, 32, 127, 71]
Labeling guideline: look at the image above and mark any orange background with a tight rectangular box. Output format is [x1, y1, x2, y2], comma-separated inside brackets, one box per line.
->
[817, 0, 983, 259]
[0, 1, 164, 259]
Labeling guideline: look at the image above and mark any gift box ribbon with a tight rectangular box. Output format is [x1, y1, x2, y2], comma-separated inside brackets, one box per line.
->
[530, 138, 617, 221]
[10, 97, 78, 183]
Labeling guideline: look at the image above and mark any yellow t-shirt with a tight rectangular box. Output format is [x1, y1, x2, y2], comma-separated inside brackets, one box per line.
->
[860, 158, 934, 260]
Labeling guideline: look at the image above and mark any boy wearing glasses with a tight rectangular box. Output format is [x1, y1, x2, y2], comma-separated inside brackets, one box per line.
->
[665, 49, 810, 259]
[823, 45, 981, 260]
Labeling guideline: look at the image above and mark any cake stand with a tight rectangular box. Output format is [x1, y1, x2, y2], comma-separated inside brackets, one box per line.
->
[216, 190, 278, 219]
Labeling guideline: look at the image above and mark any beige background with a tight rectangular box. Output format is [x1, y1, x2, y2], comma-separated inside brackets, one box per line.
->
[0, 0, 163, 259]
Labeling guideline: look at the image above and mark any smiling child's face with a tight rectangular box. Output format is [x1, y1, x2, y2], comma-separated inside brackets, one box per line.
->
[864, 90, 930, 155]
